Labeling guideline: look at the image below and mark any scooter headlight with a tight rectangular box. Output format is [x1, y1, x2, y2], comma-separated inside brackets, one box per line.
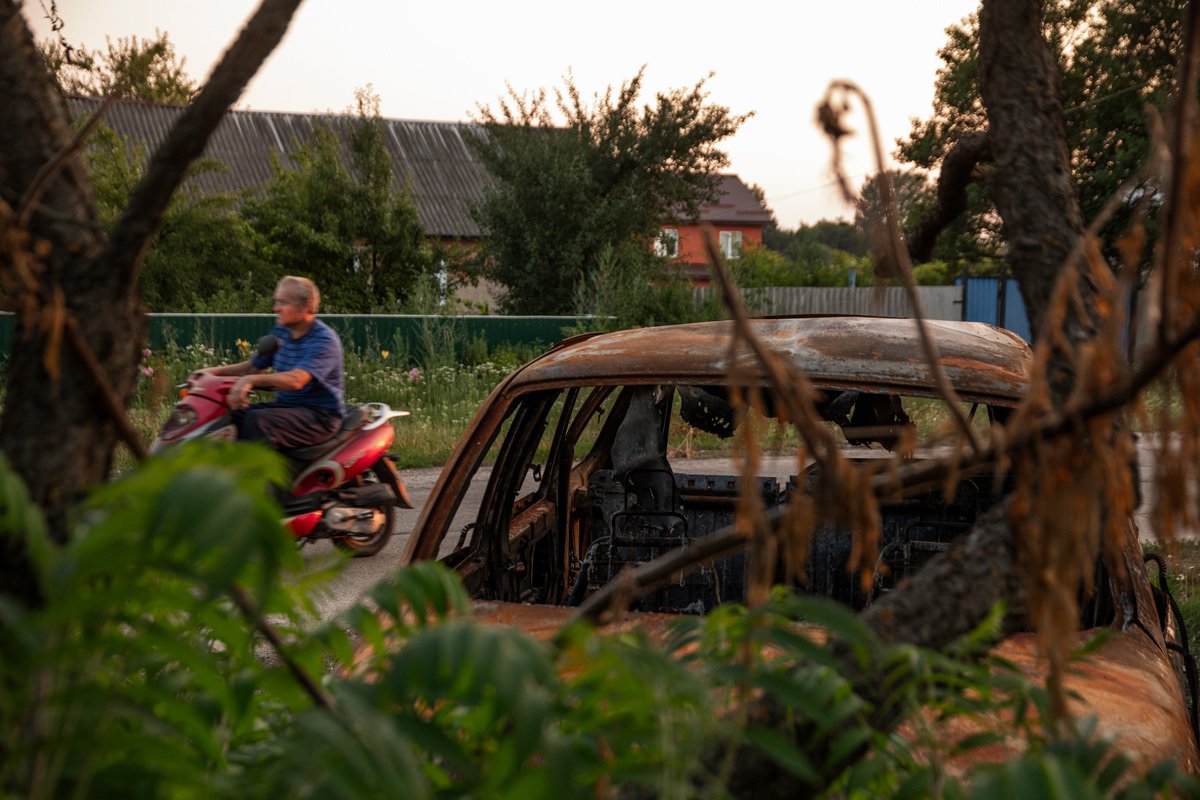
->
[160, 406, 199, 439]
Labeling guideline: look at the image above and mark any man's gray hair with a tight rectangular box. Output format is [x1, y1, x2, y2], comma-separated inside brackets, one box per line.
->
[278, 276, 320, 313]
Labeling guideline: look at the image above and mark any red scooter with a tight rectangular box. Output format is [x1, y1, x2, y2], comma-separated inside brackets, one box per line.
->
[150, 338, 414, 557]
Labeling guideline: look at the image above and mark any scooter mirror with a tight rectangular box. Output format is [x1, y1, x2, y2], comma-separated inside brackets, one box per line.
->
[256, 335, 282, 357]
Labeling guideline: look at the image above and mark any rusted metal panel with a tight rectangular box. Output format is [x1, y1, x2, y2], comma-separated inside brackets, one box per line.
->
[515, 317, 1031, 405]
[471, 601, 1198, 773]
[913, 628, 1200, 774]
[471, 600, 681, 640]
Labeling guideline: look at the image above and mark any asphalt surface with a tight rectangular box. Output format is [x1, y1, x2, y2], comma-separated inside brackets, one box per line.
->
[299, 439, 1187, 626]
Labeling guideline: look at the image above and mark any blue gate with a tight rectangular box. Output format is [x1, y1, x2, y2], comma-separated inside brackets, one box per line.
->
[958, 274, 1032, 341]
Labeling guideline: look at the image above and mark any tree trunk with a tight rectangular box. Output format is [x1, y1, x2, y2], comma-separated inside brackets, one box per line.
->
[714, 1, 1098, 793]
[0, 0, 304, 608]
[979, 0, 1092, 378]
[0, 2, 137, 606]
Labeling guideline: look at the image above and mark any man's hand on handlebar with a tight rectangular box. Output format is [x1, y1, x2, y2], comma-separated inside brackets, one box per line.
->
[228, 375, 255, 410]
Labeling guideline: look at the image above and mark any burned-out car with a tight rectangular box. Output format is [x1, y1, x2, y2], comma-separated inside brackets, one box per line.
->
[404, 316, 1028, 607]
[401, 316, 1198, 769]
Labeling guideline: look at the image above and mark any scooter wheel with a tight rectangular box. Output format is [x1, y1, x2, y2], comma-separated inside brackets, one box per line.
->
[333, 463, 396, 557]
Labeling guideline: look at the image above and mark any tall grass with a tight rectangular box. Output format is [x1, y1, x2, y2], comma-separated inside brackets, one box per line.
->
[345, 356, 518, 467]
[1144, 540, 1200, 655]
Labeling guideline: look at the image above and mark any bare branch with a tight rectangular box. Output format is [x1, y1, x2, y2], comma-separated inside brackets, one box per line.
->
[229, 584, 334, 710]
[819, 80, 982, 455]
[906, 131, 992, 264]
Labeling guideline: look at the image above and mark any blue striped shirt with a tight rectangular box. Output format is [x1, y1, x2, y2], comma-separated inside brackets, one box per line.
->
[252, 319, 345, 416]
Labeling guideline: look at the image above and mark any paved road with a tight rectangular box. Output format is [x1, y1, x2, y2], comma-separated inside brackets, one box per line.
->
[298, 463, 448, 622]
[301, 440, 1186, 625]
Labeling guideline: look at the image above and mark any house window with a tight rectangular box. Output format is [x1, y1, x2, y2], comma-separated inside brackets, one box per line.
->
[719, 230, 743, 260]
[654, 228, 680, 259]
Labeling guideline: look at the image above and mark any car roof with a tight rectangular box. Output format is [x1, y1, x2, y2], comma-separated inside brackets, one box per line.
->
[508, 316, 1032, 406]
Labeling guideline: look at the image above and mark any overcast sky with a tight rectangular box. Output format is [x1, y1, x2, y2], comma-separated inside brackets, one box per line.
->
[22, 0, 980, 229]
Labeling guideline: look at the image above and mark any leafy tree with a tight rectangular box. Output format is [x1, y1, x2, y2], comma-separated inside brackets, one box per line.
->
[244, 89, 434, 313]
[854, 171, 997, 282]
[570, 244, 702, 330]
[467, 68, 749, 314]
[760, 219, 870, 286]
[899, 0, 1186, 263]
[85, 125, 273, 310]
[39, 29, 198, 103]
[764, 220, 864, 260]
[854, 170, 930, 242]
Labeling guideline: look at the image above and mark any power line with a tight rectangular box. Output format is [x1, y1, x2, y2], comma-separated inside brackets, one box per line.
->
[770, 173, 870, 202]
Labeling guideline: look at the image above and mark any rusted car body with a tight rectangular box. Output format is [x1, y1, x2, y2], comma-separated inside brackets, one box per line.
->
[401, 316, 1198, 770]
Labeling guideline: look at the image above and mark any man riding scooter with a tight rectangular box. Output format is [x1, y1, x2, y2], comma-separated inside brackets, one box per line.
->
[174, 274, 411, 556]
[197, 275, 344, 448]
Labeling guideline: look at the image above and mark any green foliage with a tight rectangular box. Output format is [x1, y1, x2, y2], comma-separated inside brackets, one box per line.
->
[244, 89, 435, 313]
[797, 250, 874, 288]
[570, 244, 706, 331]
[467, 68, 749, 314]
[855, 170, 936, 250]
[912, 260, 961, 286]
[344, 356, 516, 469]
[899, 0, 1186, 263]
[730, 245, 799, 288]
[0, 443, 303, 799]
[2, 450, 1196, 798]
[763, 218, 867, 261]
[40, 30, 198, 103]
[84, 125, 273, 311]
[758, 218, 879, 287]
[758, 173, 974, 287]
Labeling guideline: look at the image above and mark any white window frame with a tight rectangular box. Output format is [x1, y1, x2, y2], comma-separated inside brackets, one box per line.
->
[719, 230, 743, 260]
[654, 228, 680, 259]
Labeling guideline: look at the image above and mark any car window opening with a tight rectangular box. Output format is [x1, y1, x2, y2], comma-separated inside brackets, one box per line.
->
[435, 379, 1125, 629]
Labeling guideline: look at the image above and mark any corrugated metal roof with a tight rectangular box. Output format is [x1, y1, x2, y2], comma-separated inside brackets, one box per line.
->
[67, 96, 488, 238]
[68, 97, 769, 240]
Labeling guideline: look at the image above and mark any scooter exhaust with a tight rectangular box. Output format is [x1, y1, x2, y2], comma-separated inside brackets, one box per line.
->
[337, 482, 404, 507]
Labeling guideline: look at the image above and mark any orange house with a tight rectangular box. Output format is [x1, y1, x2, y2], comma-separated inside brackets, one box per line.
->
[655, 174, 773, 285]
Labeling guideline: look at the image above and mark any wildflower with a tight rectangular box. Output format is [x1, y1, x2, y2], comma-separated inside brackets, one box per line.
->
[409, 368, 421, 381]
[381, 350, 390, 360]
[141, 366, 154, 377]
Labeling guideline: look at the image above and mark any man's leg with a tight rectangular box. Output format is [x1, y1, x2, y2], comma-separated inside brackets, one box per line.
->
[233, 403, 341, 449]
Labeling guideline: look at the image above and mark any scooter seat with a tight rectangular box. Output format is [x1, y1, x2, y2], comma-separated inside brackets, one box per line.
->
[278, 406, 367, 463]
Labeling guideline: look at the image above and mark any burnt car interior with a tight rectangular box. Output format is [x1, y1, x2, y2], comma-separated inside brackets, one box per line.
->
[433, 380, 1123, 623]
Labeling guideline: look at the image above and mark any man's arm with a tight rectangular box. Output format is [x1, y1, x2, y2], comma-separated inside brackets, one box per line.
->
[198, 359, 257, 377]
[228, 368, 312, 409]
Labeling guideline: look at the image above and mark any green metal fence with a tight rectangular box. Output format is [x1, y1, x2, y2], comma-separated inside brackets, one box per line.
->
[0, 313, 598, 362]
